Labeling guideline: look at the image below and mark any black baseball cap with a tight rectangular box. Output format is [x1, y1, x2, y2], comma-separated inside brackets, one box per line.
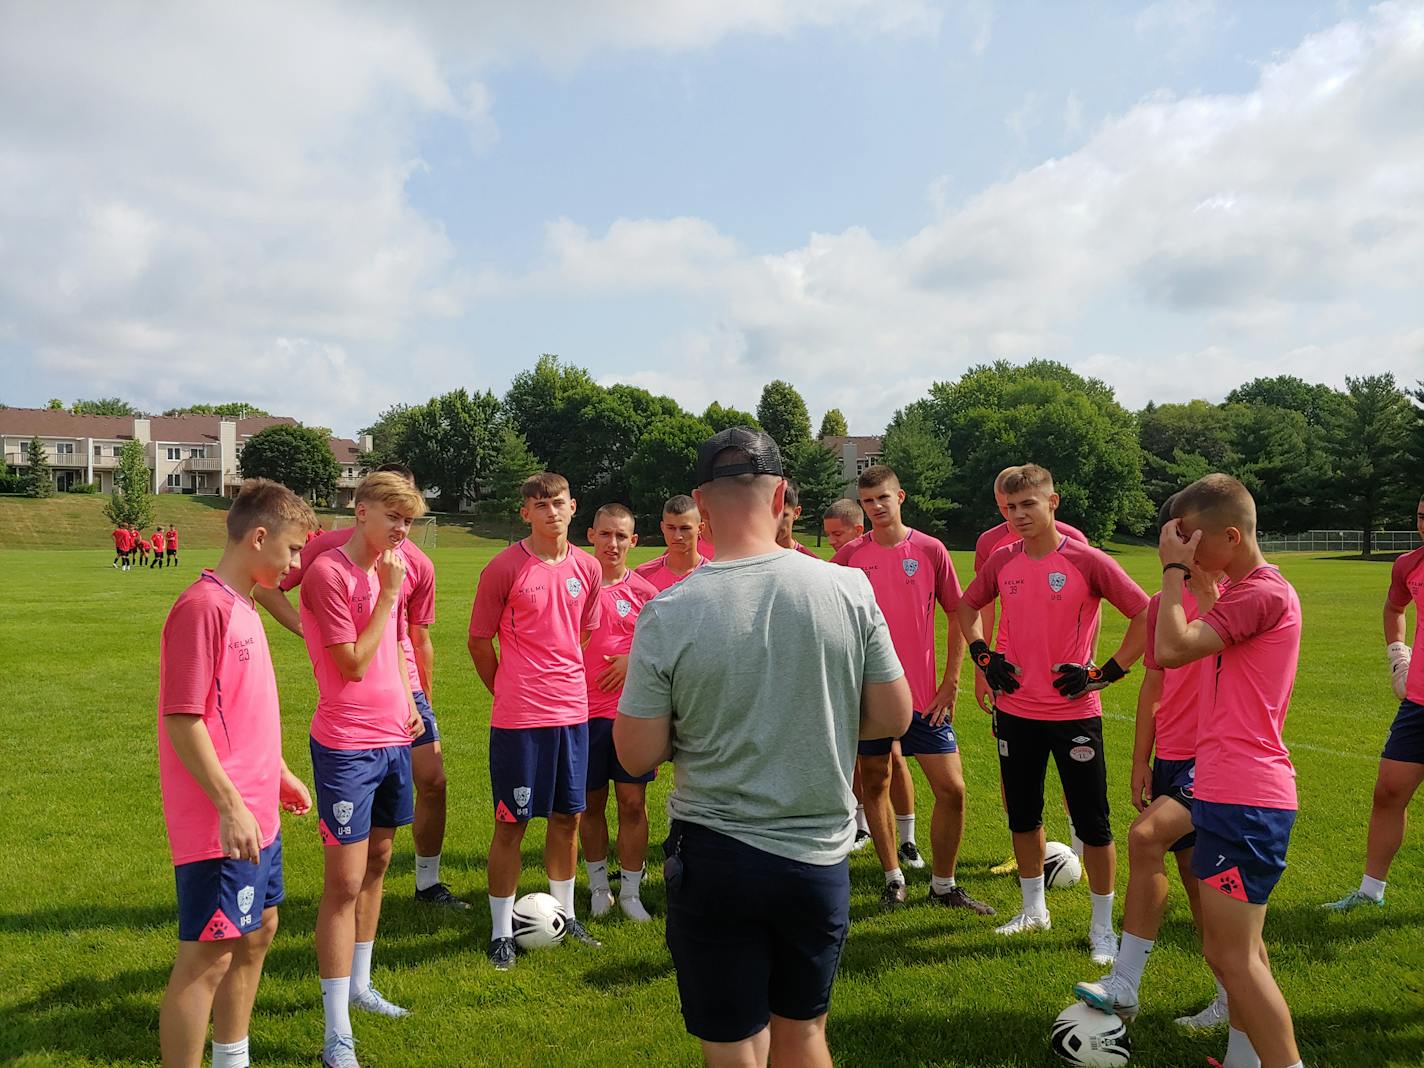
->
[694, 426, 784, 485]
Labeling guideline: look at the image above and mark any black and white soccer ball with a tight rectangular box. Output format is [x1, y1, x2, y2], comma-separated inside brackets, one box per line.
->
[1044, 840, 1083, 889]
[1050, 1003, 1131, 1066]
[512, 892, 567, 950]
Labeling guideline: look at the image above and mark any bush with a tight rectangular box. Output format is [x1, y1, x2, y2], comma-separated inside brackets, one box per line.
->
[66, 481, 100, 494]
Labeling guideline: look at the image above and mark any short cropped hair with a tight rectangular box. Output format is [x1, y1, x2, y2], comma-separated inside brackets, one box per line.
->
[522, 472, 570, 501]
[783, 480, 800, 508]
[227, 478, 317, 541]
[1000, 464, 1054, 497]
[1170, 474, 1256, 535]
[663, 494, 697, 516]
[1156, 492, 1179, 529]
[858, 464, 900, 490]
[823, 498, 862, 524]
[374, 462, 415, 483]
[356, 471, 429, 517]
[994, 466, 1019, 494]
[593, 502, 635, 528]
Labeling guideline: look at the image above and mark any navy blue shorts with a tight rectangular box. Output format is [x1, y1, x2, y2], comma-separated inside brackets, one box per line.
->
[858, 711, 957, 757]
[663, 821, 850, 1042]
[1382, 699, 1424, 764]
[410, 690, 440, 749]
[1151, 757, 1197, 852]
[586, 716, 655, 788]
[310, 738, 413, 846]
[1191, 800, 1295, 905]
[175, 833, 284, 942]
[490, 724, 588, 822]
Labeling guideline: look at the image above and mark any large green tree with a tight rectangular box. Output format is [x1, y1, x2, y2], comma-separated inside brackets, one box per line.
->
[1328, 374, 1415, 553]
[396, 389, 503, 511]
[21, 437, 54, 498]
[625, 414, 713, 527]
[785, 440, 847, 544]
[237, 425, 340, 502]
[104, 439, 155, 529]
[163, 402, 270, 418]
[71, 398, 141, 416]
[1137, 400, 1236, 510]
[880, 401, 956, 536]
[817, 408, 849, 439]
[503, 354, 595, 469]
[756, 380, 812, 454]
[701, 402, 760, 433]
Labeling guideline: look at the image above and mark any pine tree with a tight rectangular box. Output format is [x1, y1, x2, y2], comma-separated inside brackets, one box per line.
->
[22, 436, 54, 497]
[487, 427, 542, 543]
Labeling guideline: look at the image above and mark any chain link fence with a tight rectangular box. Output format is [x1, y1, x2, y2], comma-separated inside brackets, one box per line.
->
[1259, 530, 1418, 553]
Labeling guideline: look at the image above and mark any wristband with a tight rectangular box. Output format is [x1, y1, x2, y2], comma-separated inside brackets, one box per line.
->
[1162, 563, 1191, 579]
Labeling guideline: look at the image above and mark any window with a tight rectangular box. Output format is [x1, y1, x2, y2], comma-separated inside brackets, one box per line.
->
[189, 447, 204, 459]
[167, 473, 182, 488]
[195, 475, 208, 489]
[93, 445, 102, 458]
[55, 442, 74, 455]
[166, 447, 181, 460]
[19, 441, 28, 454]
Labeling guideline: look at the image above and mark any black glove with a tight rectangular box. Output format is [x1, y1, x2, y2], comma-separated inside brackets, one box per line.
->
[1052, 658, 1126, 698]
[970, 639, 1021, 694]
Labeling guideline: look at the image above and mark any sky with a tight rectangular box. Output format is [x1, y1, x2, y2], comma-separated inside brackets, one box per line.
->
[1, 0, 1421, 438]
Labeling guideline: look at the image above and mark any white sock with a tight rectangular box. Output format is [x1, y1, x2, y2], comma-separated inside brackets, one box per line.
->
[896, 814, 916, 847]
[489, 894, 515, 940]
[550, 876, 576, 919]
[415, 853, 440, 891]
[211, 1037, 249, 1068]
[619, 866, 644, 900]
[1020, 874, 1047, 918]
[1090, 891, 1115, 932]
[1071, 833, 1085, 858]
[1361, 874, 1386, 901]
[884, 867, 904, 886]
[1215, 977, 1229, 1006]
[855, 805, 869, 834]
[320, 976, 353, 1044]
[930, 874, 957, 894]
[1223, 1027, 1261, 1068]
[349, 940, 373, 996]
[1114, 932, 1153, 997]
[587, 858, 609, 894]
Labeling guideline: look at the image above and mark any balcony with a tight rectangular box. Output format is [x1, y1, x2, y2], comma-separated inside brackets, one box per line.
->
[91, 454, 119, 469]
[185, 456, 223, 472]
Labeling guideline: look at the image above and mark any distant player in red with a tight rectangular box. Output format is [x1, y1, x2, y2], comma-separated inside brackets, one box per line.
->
[156, 479, 315, 1068]
[136, 530, 151, 567]
[1325, 491, 1424, 912]
[774, 481, 821, 557]
[167, 525, 180, 567]
[152, 528, 167, 569]
[469, 472, 603, 970]
[958, 464, 1148, 964]
[581, 503, 660, 922]
[1155, 474, 1303, 1068]
[635, 495, 709, 591]
[112, 525, 129, 569]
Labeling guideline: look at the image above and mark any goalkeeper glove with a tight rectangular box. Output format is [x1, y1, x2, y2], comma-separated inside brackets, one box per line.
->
[1052, 658, 1127, 699]
[970, 639, 1022, 694]
[1388, 641, 1411, 701]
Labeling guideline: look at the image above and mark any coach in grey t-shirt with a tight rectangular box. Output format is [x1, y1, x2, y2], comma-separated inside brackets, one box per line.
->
[615, 427, 910, 1066]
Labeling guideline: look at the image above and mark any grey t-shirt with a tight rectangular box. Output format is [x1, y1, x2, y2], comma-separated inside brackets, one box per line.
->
[618, 549, 903, 865]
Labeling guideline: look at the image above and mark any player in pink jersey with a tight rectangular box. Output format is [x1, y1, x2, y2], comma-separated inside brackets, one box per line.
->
[580, 502, 661, 922]
[1075, 493, 1230, 1031]
[635, 495, 710, 592]
[1326, 492, 1424, 913]
[470, 472, 604, 970]
[833, 465, 994, 916]
[255, 464, 465, 911]
[302, 473, 427, 1068]
[775, 481, 821, 557]
[958, 464, 1148, 963]
[1156, 474, 1304, 1068]
[157, 479, 316, 1068]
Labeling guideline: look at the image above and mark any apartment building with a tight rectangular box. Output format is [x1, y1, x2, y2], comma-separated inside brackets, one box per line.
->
[820, 435, 884, 491]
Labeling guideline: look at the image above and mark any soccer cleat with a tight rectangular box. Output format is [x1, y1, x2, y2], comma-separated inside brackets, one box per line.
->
[880, 879, 908, 909]
[1207, 1059, 1225, 1068]
[1175, 996, 1230, 1031]
[928, 885, 996, 916]
[1322, 890, 1384, 912]
[1089, 926, 1118, 966]
[994, 910, 1051, 936]
[1074, 974, 1140, 1022]
[321, 1034, 361, 1068]
[487, 936, 517, 970]
[414, 882, 470, 909]
[350, 987, 410, 1018]
[898, 841, 926, 869]
[565, 917, 602, 948]
[989, 855, 1019, 876]
[852, 829, 872, 850]
[590, 887, 616, 917]
[619, 895, 652, 923]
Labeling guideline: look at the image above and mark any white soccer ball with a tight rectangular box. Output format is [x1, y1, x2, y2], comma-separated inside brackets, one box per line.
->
[511, 892, 567, 950]
[1044, 841, 1082, 889]
[1050, 1002, 1131, 1066]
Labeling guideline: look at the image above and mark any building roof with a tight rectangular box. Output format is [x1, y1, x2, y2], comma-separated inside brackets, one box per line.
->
[0, 407, 296, 443]
[820, 435, 883, 456]
[330, 438, 363, 464]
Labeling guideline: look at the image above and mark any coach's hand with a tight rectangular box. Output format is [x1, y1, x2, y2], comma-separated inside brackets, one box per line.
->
[924, 686, 957, 727]
[377, 549, 407, 598]
[220, 803, 263, 864]
[970, 640, 1021, 695]
[596, 654, 629, 692]
[1388, 641, 1411, 700]
[1130, 760, 1153, 814]
[279, 764, 313, 815]
[1052, 658, 1127, 698]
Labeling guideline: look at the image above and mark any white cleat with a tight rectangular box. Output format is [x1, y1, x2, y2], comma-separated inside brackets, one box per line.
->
[1088, 926, 1118, 966]
[1175, 996, 1230, 1031]
[350, 987, 410, 1018]
[995, 910, 1051, 937]
[590, 888, 616, 918]
[619, 896, 652, 923]
[1074, 973, 1140, 1022]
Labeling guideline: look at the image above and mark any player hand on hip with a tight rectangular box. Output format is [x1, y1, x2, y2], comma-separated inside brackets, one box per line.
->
[377, 548, 407, 597]
[1052, 658, 1127, 698]
[220, 803, 263, 864]
[969, 639, 1021, 695]
[1388, 641, 1411, 701]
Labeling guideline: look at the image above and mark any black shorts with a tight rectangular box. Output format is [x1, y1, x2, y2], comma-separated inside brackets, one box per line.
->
[994, 709, 1111, 846]
[664, 821, 849, 1042]
[1382, 700, 1424, 764]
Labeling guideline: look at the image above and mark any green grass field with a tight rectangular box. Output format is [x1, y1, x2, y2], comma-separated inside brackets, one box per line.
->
[1, 540, 1421, 1067]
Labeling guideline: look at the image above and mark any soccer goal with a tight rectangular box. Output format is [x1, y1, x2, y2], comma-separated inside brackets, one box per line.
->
[329, 515, 438, 548]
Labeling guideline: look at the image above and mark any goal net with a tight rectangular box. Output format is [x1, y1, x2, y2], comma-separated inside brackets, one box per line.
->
[329, 514, 438, 549]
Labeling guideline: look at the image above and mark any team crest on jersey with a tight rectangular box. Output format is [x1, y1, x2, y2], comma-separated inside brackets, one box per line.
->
[902, 559, 919, 578]
[333, 801, 354, 826]
[1048, 571, 1068, 592]
[615, 598, 633, 618]
[513, 786, 532, 808]
[237, 885, 255, 917]
[565, 577, 584, 598]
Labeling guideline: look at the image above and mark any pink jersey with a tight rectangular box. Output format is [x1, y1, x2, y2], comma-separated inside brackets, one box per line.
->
[281, 528, 434, 695]
[583, 570, 660, 719]
[158, 571, 282, 865]
[1388, 545, 1424, 704]
[964, 537, 1149, 721]
[1144, 588, 1210, 761]
[974, 520, 1089, 651]
[831, 529, 961, 711]
[1195, 566, 1300, 809]
[300, 549, 410, 750]
[635, 552, 709, 593]
[790, 541, 820, 558]
[470, 542, 603, 729]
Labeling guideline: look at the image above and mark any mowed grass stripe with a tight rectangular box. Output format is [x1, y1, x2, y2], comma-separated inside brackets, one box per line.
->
[0, 545, 1421, 1066]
